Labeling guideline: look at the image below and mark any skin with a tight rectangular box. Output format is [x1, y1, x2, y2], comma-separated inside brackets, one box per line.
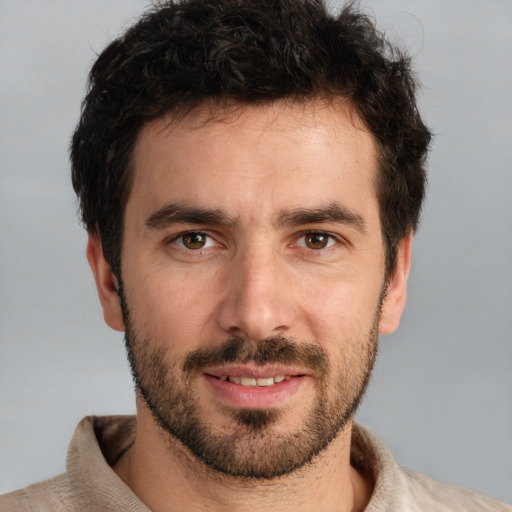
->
[87, 99, 411, 512]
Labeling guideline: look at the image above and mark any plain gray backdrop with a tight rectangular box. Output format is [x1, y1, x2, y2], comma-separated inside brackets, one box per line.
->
[1, 0, 511, 504]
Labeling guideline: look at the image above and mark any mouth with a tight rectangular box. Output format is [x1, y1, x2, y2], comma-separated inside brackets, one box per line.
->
[203, 366, 309, 408]
[216, 375, 292, 387]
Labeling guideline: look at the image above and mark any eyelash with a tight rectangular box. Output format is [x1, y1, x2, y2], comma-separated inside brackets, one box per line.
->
[166, 230, 217, 251]
[296, 230, 343, 250]
[166, 229, 343, 252]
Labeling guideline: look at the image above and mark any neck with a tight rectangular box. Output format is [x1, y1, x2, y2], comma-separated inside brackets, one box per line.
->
[114, 404, 372, 512]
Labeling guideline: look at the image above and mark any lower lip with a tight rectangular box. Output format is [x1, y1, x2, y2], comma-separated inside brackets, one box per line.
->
[204, 375, 307, 408]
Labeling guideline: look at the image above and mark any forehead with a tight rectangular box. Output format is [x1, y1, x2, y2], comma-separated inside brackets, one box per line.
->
[127, 99, 379, 226]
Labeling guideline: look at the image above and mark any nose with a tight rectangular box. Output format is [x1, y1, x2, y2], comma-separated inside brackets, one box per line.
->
[217, 246, 296, 341]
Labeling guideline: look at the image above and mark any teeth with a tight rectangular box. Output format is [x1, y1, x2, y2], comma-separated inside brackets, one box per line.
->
[256, 377, 274, 387]
[240, 377, 257, 386]
[222, 375, 290, 387]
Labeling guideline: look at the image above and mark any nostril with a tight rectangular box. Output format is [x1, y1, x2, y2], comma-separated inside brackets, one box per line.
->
[216, 273, 294, 341]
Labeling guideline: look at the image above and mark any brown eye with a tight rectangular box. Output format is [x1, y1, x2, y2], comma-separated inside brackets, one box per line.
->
[179, 232, 208, 250]
[303, 232, 330, 249]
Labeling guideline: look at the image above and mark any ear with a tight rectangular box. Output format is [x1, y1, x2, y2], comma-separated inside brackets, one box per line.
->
[86, 233, 126, 332]
[378, 233, 413, 335]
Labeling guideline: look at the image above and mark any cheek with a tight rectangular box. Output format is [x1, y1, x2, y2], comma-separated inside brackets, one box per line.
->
[123, 265, 216, 350]
[300, 275, 383, 346]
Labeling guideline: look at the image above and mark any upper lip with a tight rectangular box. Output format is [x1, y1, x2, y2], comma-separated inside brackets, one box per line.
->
[203, 364, 310, 379]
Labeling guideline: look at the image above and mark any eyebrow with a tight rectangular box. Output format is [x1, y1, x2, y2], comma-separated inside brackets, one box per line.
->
[145, 203, 235, 230]
[145, 201, 367, 234]
[275, 203, 367, 234]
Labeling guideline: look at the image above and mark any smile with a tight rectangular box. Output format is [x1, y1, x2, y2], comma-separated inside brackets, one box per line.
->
[204, 369, 308, 408]
[218, 375, 292, 387]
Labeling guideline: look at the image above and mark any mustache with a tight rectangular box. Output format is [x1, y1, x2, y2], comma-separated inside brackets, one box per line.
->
[182, 336, 329, 376]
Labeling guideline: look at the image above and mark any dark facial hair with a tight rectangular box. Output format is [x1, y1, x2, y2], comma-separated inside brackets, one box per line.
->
[119, 282, 378, 479]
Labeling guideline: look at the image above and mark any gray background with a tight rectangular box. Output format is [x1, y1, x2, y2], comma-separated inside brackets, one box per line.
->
[1, 0, 511, 503]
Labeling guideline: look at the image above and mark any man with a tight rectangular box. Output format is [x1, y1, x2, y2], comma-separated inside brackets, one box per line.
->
[1, 0, 510, 510]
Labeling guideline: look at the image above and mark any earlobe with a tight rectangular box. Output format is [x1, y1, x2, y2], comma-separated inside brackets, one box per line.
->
[86, 233, 126, 332]
[378, 234, 412, 335]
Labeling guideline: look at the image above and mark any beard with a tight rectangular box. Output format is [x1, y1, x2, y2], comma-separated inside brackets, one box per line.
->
[119, 286, 379, 480]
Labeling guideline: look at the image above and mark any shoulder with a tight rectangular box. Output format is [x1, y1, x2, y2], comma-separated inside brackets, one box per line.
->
[400, 467, 512, 512]
[0, 473, 74, 512]
[351, 424, 511, 512]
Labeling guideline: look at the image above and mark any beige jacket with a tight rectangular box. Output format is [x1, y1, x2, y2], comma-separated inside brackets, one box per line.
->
[1, 416, 510, 511]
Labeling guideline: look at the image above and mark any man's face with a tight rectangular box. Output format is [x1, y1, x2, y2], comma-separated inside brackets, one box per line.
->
[91, 100, 409, 478]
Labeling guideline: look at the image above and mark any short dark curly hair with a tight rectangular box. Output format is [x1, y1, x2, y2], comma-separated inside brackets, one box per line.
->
[71, 0, 431, 279]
